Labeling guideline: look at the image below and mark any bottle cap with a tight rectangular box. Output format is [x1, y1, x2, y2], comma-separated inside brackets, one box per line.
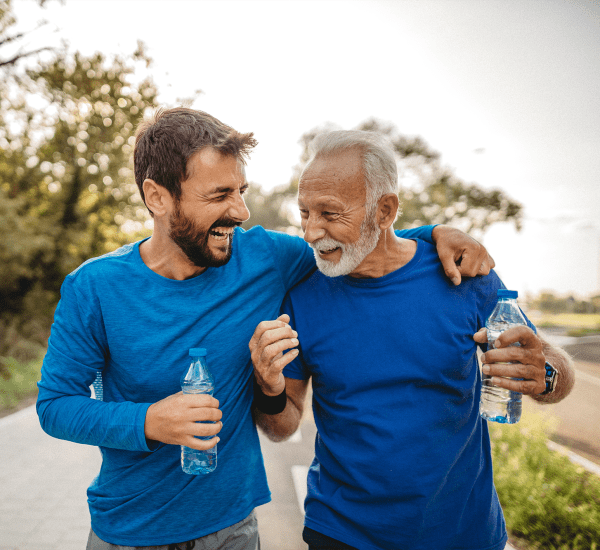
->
[497, 289, 518, 299]
[189, 348, 207, 357]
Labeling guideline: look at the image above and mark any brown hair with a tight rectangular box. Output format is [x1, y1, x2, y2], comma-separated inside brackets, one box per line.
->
[134, 107, 257, 211]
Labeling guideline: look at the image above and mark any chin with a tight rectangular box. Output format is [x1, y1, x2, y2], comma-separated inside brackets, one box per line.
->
[315, 257, 350, 278]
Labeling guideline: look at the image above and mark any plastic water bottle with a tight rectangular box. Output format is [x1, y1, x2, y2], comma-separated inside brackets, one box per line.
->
[180, 348, 217, 474]
[480, 289, 528, 424]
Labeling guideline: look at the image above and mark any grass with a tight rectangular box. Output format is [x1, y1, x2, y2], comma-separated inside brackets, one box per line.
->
[526, 312, 600, 330]
[0, 355, 42, 413]
[566, 326, 600, 337]
[490, 412, 600, 550]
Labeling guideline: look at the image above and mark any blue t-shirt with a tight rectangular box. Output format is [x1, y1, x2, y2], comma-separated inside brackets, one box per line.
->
[37, 225, 435, 546]
[282, 240, 534, 550]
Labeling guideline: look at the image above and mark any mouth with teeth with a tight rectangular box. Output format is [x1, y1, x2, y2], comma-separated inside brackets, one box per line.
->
[209, 227, 235, 242]
[310, 238, 345, 261]
[318, 245, 341, 257]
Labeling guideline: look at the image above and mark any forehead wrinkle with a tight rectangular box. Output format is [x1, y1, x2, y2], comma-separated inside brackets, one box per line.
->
[298, 192, 346, 210]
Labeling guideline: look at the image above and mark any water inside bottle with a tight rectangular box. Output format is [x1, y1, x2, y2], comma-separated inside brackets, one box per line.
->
[480, 327, 522, 424]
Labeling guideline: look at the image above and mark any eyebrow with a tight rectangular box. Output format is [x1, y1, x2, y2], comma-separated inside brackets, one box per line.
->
[298, 196, 345, 209]
[210, 182, 249, 194]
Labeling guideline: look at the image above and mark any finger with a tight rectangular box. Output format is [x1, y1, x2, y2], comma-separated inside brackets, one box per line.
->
[189, 407, 223, 423]
[266, 348, 300, 374]
[182, 394, 220, 409]
[473, 328, 487, 343]
[438, 248, 462, 285]
[482, 346, 543, 366]
[260, 337, 299, 365]
[249, 315, 292, 351]
[258, 325, 298, 350]
[495, 326, 541, 350]
[457, 249, 480, 278]
[486, 375, 545, 395]
[189, 420, 223, 438]
[477, 251, 495, 275]
[482, 361, 541, 380]
[183, 435, 220, 451]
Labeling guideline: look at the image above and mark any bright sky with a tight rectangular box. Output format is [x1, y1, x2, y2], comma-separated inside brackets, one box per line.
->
[13, 0, 600, 298]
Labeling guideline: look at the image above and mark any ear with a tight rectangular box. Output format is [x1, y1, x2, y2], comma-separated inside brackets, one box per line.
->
[376, 193, 399, 230]
[143, 179, 172, 217]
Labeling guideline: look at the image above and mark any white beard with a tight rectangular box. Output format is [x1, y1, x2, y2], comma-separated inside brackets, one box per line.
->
[310, 214, 381, 277]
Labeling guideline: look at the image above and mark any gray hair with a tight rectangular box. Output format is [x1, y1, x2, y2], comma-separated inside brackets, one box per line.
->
[306, 130, 399, 218]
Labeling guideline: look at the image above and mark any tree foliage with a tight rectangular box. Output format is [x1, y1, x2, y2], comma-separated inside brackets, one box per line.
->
[0, 0, 54, 70]
[0, 13, 158, 365]
[244, 119, 523, 239]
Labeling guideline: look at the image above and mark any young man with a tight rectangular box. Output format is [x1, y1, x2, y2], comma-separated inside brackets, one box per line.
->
[250, 130, 574, 550]
[38, 108, 495, 550]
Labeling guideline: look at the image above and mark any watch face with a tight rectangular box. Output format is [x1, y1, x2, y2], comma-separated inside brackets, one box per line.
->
[544, 363, 557, 393]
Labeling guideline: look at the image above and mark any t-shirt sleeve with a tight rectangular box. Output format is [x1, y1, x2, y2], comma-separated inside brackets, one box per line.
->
[36, 273, 156, 452]
[267, 230, 317, 291]
[394, 225, 435, 243]
[280, 292, 310, 381]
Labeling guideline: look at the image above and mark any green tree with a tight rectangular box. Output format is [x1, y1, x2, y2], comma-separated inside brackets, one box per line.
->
[244, 119, 523, 238]
[0, 39, 159, 365]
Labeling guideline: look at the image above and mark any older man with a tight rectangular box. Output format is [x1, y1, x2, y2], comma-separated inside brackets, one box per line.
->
[250, 131, 574, 550]
[36, 108, 494, 550]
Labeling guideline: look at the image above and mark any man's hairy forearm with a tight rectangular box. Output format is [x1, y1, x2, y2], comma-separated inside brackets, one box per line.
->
[253, 394, 304, 442]
[531, 340, 575, 404]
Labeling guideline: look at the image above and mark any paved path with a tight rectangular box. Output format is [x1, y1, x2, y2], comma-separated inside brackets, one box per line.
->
[0, 405, 100, 550]
[0, 405, 522, 550]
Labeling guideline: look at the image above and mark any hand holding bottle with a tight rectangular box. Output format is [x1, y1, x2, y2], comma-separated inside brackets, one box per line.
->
[144, 391, 222, 450]
[473, 325, 546, 395]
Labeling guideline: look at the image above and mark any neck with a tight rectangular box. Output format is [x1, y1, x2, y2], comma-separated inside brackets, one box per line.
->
[140, 227, 207, 280]
[349, 228, 417, 279]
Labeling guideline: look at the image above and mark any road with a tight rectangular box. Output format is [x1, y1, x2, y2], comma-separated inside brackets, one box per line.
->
[526, 333, 600, 466]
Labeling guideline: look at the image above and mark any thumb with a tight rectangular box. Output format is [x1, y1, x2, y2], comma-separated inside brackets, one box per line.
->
[473, 328, 487, 343]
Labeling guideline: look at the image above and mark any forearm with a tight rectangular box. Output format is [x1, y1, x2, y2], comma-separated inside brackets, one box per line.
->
[254, 401, 303, 442]
[37, 392, 154, 451]
[530, 340, 575, 404]
[253, 378, 307, 442]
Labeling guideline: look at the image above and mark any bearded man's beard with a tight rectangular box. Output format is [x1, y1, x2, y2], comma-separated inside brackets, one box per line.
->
[169, 202, 239, 268]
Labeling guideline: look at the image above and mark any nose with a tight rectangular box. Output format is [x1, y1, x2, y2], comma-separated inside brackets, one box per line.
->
[230, 191, 251, 223]
[302, 214, 326, 244]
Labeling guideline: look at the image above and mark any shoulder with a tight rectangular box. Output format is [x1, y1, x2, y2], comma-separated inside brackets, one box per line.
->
[237, 225, 305, 249]
[66, 241, 141, 285]
[287, 268, 328, 300]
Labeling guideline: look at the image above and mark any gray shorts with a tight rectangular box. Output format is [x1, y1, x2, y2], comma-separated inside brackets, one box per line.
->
[86, 509, 260, 550]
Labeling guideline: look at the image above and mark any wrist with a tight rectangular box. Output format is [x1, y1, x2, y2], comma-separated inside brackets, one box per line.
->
[538, 361, 558, 395]
[253, 377, 287, 415]
[431, 224, 443, 242]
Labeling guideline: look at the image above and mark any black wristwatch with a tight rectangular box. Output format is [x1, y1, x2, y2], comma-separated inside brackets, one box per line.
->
[540, 362, 558, 395]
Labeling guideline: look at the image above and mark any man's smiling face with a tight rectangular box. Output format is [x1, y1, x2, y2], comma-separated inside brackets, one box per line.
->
[298, 148, 381, 277]
[169, 147, 250, 268]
